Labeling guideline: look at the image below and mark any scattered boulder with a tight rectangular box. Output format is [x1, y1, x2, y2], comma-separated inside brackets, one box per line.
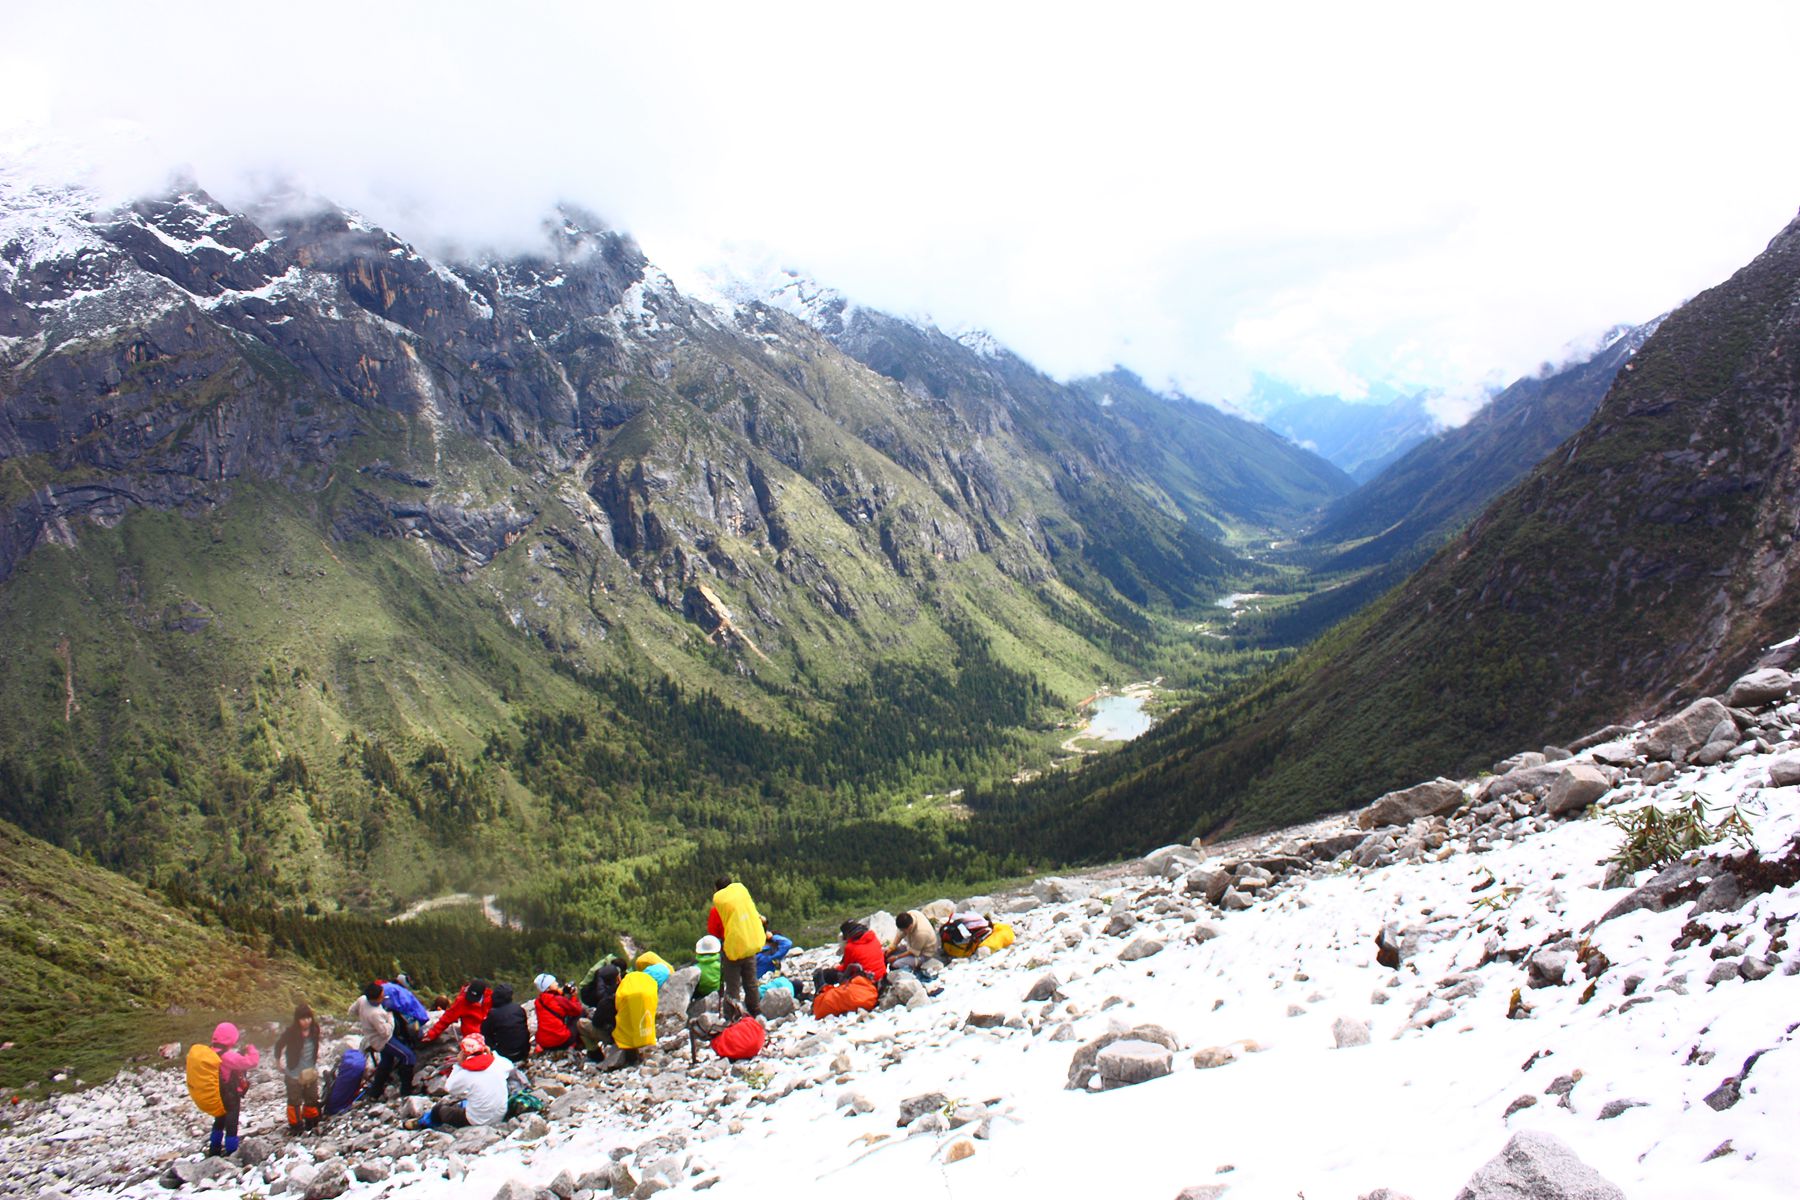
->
[303, 1160, 352, 1200]
[1357, 778, 1465, 829]
[1176, 1186, 1230, 1200]
[160, 1158, 237, 1189]
[1544, 764, 1611, 817]
[1493, 751, 1548, 775]
[1067, 1025, 1182, 1089]
[1025, 972, 1060, 1002]
[964, 1011, 1007, 1029]
[1526, 950, 1569, 989]
[1302, 832, 1367, 861]
[1119, 936, 1166, 962]
[1096, 1039, 1174, 1089]
[1332, 1018, 1371, 1048]
[859, 911, 899, 951]
[877, 975, 926, 1011]
[1453, 1131, 1625, 1200]
[1375, 924, 1403, 969]
[761, 986, 800, 1019]
[897, 1092, 949, 1126]
[1641, 698, 1732, 761]
[1726, 668, 1793, 707]
[1769, 756, 1800, 788]
[943, 1138, 977, 1163]
[657, 967, 698, 1020]
[1143, 844, 1203, 876]
[1185, 868, 1232, 904]
[1596, 1099, 1647, 1120]
[1192, 1046, 1237, 1069]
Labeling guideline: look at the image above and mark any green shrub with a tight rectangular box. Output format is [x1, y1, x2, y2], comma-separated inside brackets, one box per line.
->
[1605, 795, 1753, 873]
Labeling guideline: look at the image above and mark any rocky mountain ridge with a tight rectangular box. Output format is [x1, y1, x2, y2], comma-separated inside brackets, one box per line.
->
[4, 657, 1799, 1199]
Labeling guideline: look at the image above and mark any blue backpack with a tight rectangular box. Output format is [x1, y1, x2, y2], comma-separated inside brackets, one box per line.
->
[324, 1047, 367, 1116]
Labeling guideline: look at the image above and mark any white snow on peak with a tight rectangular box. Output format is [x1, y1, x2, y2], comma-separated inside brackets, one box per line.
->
[0, 168, 109, 287]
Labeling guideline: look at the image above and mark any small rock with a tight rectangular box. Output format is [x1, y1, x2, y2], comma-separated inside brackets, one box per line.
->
[1332, 1018, 1371, 1048]
[1502, 1094, 1537, 1119]
[1176, 1187, 1230, 1200]
[492, 1182, 537, 1200]
[1596, 1099, 1646, 1120]
[1119, 936, 1166, 962]
[1706, 961, 1741, 986]
[1526, 950, 1569, 989]
[303, 1161, 351, 1200]
[1025, 972, 1060, 1002]
[1192, 1046, 1237, 1069]
[897, 1092, 949, 1126]
[964, 1012, 1007, 1029]
[1703, 1139, 1735, 1162]
[1375, 924, 1403, 969]
[353, 1163, 391, 1184]
[943, 1138, 977, 1164]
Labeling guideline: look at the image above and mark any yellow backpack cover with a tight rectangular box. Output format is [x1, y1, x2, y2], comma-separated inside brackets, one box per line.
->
[185, 1044, 225, 1117]
[713, 883, 763, 961]
[614, 972, 658, 1049]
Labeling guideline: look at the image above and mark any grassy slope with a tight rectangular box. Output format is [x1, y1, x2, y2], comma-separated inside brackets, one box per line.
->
[0, 818, 343, 1095]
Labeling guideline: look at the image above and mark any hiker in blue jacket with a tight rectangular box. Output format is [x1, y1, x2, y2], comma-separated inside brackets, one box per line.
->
[756, 928, 793, 978]
[380, 976, 431, 1045]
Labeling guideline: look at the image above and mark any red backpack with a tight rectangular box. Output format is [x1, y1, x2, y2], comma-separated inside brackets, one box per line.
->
[711, 1016, 765, 1060]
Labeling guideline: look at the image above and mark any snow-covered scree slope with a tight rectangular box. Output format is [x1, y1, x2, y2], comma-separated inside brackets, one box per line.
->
[10, 669, 1800, 1200]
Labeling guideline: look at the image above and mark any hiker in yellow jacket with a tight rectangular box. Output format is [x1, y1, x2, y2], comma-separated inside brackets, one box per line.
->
[707, 876, 764, 1019]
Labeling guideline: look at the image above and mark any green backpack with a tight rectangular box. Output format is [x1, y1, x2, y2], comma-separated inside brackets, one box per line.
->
[506, 1090, 545, 1119]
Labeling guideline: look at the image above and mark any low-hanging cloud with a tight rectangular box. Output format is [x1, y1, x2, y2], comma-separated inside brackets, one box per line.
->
[5, 1, 1800, 415]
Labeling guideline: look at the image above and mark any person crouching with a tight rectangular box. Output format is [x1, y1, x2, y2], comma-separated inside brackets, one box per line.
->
[411, 1034, 510, 1129]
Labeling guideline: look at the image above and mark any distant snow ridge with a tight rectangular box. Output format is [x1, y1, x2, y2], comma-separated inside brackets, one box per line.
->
[8, 657, 1800, 1199]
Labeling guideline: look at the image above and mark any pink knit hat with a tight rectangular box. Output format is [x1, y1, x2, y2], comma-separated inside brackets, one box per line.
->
[212, 1022, 239, 1047]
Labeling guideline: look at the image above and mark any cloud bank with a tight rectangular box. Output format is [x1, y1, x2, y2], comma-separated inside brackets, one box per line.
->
[5, 1, 1800, 416]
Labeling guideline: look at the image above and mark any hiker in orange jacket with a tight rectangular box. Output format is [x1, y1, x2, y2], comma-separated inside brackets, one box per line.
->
[422, 979, 492, 1042]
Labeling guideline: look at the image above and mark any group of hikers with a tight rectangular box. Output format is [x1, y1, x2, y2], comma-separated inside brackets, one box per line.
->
[185, 878, 1014, 1152]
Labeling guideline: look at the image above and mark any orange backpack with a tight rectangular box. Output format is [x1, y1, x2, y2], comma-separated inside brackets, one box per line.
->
[185, 1044, 225, 1117]
[811, 974, 878, 1018]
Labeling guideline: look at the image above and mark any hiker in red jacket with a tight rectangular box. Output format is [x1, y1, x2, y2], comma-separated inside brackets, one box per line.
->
[533, 973, 583, 1056]
[422, 979, 492, 1042]
[836, 921, 888, 982]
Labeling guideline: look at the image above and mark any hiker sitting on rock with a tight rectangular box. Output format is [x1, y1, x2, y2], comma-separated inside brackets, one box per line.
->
[411, 1033, 510, 1129]
[577, 962, 622, 1062]
[185, 1021, 259, 1157]
[834, 920, 888, 985]
[422, 978, 492, 1043]
[888, 910, 941, 978]
[690, 935, 723, 1016]
[480, 982, 532, 1067]
[351, 982, 416, 1103]
[533, 973, 584, 1059]
[273, 1004, 323, 1135]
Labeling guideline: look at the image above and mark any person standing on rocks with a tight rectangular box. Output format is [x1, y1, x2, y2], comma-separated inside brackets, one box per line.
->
[185, 1021, 259, 1157]
[411, 1033, 510, 1129]
[273, 1004, 323, 1135]
[708, 876, 764, 1020]
[351, 982, 416, 1103]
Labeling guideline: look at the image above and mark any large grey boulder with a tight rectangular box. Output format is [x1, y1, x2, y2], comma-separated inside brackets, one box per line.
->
[658, 966, 698, 1019]
[761, 985, 799, 1019]
[1332, 1017, 1371, 1048]
[1453, 1130, 1625, 1200]
[860, 910, 899, 950]
[1032, 877, 1094, 903]
[878, 974, 927, 1010]
[1641, 698, 1731, 761]
[1184, 867, 1232, 904]
[1478, 762, 1568, 801]
[1726, 667, 1793, 708]
[1545, 764, 1611, 817]
[1356, 778, 1466, 829]
[1096, 1039, 1173, 1088]
[1769, 755, 1800, 787]
[1142, 843, 1203, 876]
[1067, 1024, 1182, 1090]
[303, 1160, 352, 1200]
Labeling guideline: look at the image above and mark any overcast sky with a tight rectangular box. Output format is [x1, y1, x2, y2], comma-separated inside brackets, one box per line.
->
[5, 1, 1800, 422]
